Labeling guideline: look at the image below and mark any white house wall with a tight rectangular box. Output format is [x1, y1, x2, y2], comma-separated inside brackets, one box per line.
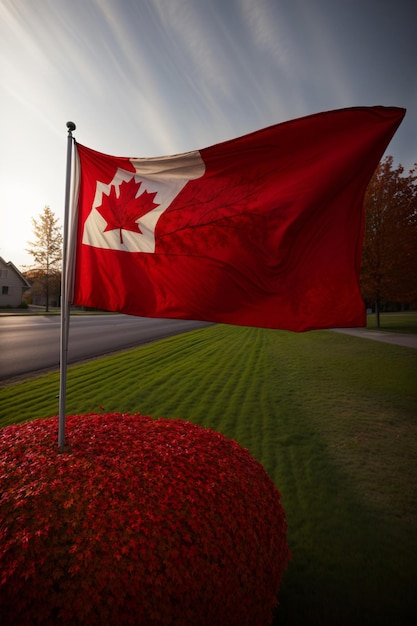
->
[0, 257, 30, 307]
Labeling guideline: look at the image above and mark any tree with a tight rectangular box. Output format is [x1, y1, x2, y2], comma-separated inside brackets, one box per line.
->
[360, 156, 417, 327]
[26, 206, 63, 312]
[23, 267, 62, 309]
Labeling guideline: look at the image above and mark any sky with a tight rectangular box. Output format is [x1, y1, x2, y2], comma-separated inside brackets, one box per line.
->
[1, 0, 416, 269]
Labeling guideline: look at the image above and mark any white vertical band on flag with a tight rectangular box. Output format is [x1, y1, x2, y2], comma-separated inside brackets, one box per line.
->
[66, 144, 81, 304]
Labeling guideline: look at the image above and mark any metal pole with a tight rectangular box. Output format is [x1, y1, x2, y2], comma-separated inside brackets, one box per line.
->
[58, 121, 76, 451]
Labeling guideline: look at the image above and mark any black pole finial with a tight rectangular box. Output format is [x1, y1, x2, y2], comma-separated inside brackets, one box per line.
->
[66, 121, 76, 133]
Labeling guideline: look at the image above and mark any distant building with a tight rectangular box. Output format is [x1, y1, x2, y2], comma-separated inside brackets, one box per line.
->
[0, 257, 31, 308]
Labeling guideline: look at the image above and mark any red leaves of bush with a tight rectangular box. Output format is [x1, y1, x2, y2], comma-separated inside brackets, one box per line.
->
[0, 413, 289, 625]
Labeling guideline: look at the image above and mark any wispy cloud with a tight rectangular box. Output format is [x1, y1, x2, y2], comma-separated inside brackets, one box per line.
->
[151, 0, 233, 98]
[238, 0, 292, 74]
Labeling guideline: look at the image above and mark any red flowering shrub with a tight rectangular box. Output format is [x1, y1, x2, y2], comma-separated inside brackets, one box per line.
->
[0, 413, 289, 625]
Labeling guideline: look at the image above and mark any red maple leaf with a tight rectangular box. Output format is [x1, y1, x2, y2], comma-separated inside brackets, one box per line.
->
[97, 178, 159, 244]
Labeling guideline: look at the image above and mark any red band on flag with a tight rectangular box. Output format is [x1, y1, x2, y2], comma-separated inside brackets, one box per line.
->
[71, 106, 405, 331]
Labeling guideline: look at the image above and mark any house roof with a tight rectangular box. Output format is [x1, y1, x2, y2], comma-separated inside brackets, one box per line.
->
[0, 256, 31, 288]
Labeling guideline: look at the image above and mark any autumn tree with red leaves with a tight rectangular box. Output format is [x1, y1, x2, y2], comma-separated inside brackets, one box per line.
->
[360, 156, 417, 327]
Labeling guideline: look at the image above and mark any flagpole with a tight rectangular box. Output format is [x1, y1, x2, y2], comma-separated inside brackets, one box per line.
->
[58, 121, 76, 451]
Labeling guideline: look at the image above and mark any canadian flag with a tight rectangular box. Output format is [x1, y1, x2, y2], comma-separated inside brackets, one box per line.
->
[72, 106, 405, 331]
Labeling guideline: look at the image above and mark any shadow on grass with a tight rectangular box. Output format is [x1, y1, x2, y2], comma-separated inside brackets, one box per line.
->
[268, 410, 417, 626]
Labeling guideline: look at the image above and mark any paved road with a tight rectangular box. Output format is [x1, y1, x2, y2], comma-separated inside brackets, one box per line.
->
[332, 327, 417, 349]
[0, 314, 210, 382]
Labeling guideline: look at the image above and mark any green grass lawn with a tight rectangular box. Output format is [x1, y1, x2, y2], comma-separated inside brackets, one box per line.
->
[366, 311, 417, 333]
[1, 320, 417, 625]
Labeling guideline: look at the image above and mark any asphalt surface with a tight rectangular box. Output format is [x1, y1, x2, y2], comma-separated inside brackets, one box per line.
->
[0, 312, 211, 383]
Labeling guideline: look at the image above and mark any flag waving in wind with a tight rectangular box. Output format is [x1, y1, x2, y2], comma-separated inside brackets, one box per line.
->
[71, 106, 405, 331]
